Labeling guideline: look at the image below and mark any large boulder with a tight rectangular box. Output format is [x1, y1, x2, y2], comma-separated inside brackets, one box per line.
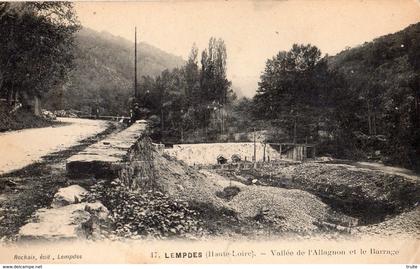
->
[51, 185, 88, 208]
[19, 202, 109, 241]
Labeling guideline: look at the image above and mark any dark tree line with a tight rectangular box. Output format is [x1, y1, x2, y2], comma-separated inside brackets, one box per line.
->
[135, 38, 234, 143]
[0, 3, 79, 111]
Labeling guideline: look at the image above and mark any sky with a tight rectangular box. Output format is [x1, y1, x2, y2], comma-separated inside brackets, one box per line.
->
[75, 0, 420, 97]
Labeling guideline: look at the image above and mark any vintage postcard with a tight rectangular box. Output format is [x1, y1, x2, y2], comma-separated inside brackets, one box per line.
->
[0, 0, 419, 266]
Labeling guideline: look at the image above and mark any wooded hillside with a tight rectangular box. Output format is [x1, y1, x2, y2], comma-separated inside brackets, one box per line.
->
[328, 22, 420, 168]
[43, 27, 185, 116]
[248, 22, 420, 170]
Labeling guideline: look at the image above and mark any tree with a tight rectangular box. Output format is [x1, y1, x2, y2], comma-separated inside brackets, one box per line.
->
[133, 39, 234, 143]
[199, 38, 232, 135]
[253, 44, 326, 143]
[184, 43, 200, 106]
[0, 2, 80, 110]
[200, 37, 231, 105]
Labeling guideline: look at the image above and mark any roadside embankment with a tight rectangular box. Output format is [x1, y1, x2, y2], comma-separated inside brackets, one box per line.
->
[0, 103, 53, 132]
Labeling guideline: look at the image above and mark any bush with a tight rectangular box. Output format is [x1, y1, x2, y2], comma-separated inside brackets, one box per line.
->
[0, 103, 52, 132]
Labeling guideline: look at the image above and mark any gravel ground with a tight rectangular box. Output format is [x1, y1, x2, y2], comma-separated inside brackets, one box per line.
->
[354, 206, 420, 239]
[228, 186, 336, 233]
[215, 161, 420, 238]
[230, 162, 420, 223]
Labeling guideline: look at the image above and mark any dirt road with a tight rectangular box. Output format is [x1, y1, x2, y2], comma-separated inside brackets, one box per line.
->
[352, 161, 420, 181]
[0, 119, 119, 240]
[0, 117, 109, 175]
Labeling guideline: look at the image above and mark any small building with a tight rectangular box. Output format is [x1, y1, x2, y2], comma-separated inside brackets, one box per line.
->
[268, 143, 316, 161]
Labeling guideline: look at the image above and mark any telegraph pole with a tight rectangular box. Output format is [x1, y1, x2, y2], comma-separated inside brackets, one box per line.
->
[253, 127, 256, 162]
[134, 27, 138, 98]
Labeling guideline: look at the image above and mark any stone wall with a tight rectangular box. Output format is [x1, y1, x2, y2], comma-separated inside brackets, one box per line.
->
[66, 121, 147, 178]
[164, 142, 282, 166]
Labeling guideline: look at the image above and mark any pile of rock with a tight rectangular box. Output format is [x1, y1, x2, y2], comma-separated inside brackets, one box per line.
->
[290, 163, 420, 218]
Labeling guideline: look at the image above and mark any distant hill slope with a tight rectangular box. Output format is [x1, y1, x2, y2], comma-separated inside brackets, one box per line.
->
[329, 22, 420, 74]
[327, 22, 420, 168]
[44, 27, 185, 115]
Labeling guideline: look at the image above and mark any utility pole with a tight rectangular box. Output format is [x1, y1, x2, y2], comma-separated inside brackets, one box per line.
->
[253, 127, 256, 162]
[134, 27, 138, 98]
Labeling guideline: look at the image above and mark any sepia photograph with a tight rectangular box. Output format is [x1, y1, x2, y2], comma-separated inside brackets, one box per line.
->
[0, 0, 419, 265]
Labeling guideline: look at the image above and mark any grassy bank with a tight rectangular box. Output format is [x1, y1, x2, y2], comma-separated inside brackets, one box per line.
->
[0, 103, 54, 132]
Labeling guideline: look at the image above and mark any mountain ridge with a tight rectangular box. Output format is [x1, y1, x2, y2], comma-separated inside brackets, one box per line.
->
[44, 27, 185, 115]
